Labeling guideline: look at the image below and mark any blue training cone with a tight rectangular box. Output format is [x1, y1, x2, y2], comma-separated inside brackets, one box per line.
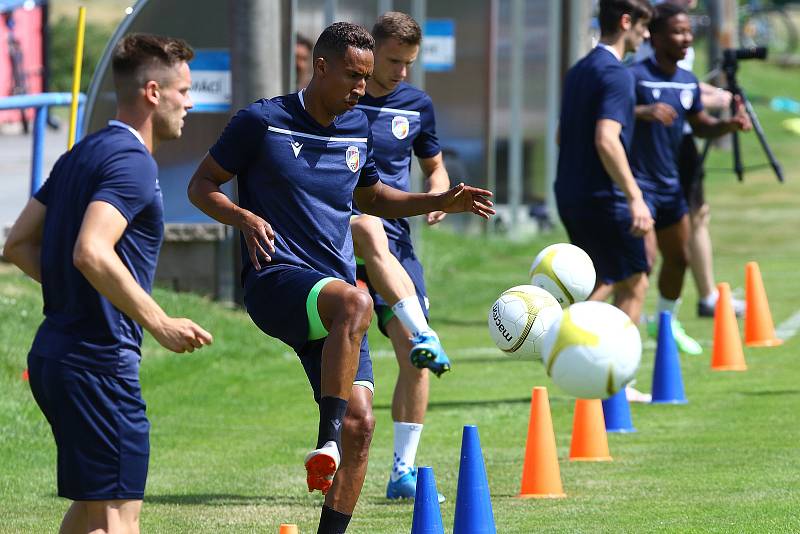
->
[651, 311, 688, 404]
[453, 425, 496, 534]
[411, 466, 444, 534]
[602, 389, 636, 433]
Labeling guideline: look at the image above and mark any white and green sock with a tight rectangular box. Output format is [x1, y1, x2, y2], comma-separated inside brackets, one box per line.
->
[657, 296, 681, 318]
[391, 422, 423, 482]
[391, 297, 431, 338]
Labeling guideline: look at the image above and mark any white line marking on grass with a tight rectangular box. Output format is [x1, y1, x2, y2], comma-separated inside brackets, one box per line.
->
[283, 340, 715, 361]
[775, 310, 800, 342]
[371, 346, 502, 359]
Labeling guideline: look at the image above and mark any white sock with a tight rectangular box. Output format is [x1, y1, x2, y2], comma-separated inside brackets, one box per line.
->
[700, 289, 719, 307]
[391, 422, 423, 482]
[657, 296, 681, 317]
[392, 297, 431, 338]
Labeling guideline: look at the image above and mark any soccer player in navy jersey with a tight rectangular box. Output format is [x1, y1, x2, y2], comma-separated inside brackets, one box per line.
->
[556, 0, 654, 325]
[556, 0, 654, 402]
[3, 34, 211, 533]
[349, 11, 452, 502]
[630, 2, 750, 353]
[187, 22, 493, 534]
[632, 1, 744, 320]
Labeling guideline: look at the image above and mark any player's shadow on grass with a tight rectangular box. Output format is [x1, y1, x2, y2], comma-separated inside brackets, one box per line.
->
[739, 389, 800, 397]
[146, 493, 307, 506]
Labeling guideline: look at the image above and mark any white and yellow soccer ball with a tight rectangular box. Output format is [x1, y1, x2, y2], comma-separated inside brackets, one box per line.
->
[540, 301, 641, 399]
[487, 285, 563, 359]
[529, 243, 596, 308]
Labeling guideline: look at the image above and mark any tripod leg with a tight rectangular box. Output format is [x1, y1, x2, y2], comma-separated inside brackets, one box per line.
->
[732, 130, 743, 182]
[743, 97, 785, 182]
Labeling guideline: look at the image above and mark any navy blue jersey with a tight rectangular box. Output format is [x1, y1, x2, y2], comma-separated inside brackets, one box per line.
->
[209, 92, 380, 286]
[630, 58, 703, 192]
[355, 82, 440, 245]
[31, 123, 162, 379]
[555, 46, 636, 203]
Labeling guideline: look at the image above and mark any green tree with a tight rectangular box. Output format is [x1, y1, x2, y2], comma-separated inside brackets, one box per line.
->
[47, 16, 114, 92]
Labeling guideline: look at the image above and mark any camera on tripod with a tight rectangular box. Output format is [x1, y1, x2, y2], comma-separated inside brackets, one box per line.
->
[723, 46, 768, 66]
[722, 46, 768, 77]
[700, 45, 784, 182]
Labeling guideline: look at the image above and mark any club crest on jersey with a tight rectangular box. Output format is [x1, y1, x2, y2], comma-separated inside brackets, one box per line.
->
[652, 88, 661, 99]
[346, 145, 360, 172]
[391, 115, 409, 140]
[680, 89, 694, 110]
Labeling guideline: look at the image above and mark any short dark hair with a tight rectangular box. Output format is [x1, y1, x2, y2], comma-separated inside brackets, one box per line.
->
[598, 0, 653, 36]
[112, 33, 194, 102]
[649, 2, 687, 35]
[372, 11, 422, 46]
[296, 33, 313, 51]
[313, 22, 374, 62]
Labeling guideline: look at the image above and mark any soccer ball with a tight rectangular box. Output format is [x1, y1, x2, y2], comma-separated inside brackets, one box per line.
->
[487, 285, 563, 359]
[529, 243, 596, 308]
[540, 301, 641, 399]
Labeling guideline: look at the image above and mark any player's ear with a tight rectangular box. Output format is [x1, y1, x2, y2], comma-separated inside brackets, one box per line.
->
[143, 80, 160, 106]
[314, 57, 327, 78]
[620, 13, 632, 32]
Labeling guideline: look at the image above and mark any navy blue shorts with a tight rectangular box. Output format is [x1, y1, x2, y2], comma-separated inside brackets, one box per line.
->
[244, 265, 374, 401]
[27, 353, 149, 501]
[643, 186, 689, 231]
[558, 198, 649, 285]
[356, 238, 429, 337]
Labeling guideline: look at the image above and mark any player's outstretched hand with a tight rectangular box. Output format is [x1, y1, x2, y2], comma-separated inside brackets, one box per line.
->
[151, 317, 213, 354]
[439, 183, 495, 219]
[628, 196, 654, 237]
[729, 95, 752, 132]
[641, 103, 677, 126]
[238, 210, 276, 270]
[426, 210, 447, 225]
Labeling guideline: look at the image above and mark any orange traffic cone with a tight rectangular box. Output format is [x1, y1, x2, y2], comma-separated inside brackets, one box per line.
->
[744, 262, 783, 347]
[279, 524, 298, 534]
[711, 283, 747, 371]
[519, 387, 566, 498]
[569, 399, 612, 462]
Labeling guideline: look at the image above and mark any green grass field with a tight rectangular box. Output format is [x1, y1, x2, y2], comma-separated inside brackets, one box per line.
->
[2, 61, 800, 533]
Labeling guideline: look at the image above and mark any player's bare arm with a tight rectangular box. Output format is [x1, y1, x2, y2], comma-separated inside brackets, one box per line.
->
[73, 201, 212, 353]
[419, 152, 450, 225]
[3, 197, 46, 282]
[635, 102, 677, 126]
[699, 82, 732, 110]
[188, 152, 276, 270]
[688, 95, 752, 137]
[354, 180, 495, 220]
[595, 118, 653, 237]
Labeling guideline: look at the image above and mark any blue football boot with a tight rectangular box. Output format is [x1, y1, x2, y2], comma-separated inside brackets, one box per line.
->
[386, 468, 445, 503]
[409, 332, 451, 377]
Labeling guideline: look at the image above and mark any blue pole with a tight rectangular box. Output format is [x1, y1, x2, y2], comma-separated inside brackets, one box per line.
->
[76, 102, 85, 141]
[30, 106, 48, 196]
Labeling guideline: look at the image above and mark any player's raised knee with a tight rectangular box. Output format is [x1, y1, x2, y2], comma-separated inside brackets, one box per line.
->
[350, 215, 387, 253]
[343, 404, 375, 454]
[342, 287, 374, 332]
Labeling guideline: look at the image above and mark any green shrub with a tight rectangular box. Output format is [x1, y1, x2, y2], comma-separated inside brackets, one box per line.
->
[47, 16, 114, 92]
